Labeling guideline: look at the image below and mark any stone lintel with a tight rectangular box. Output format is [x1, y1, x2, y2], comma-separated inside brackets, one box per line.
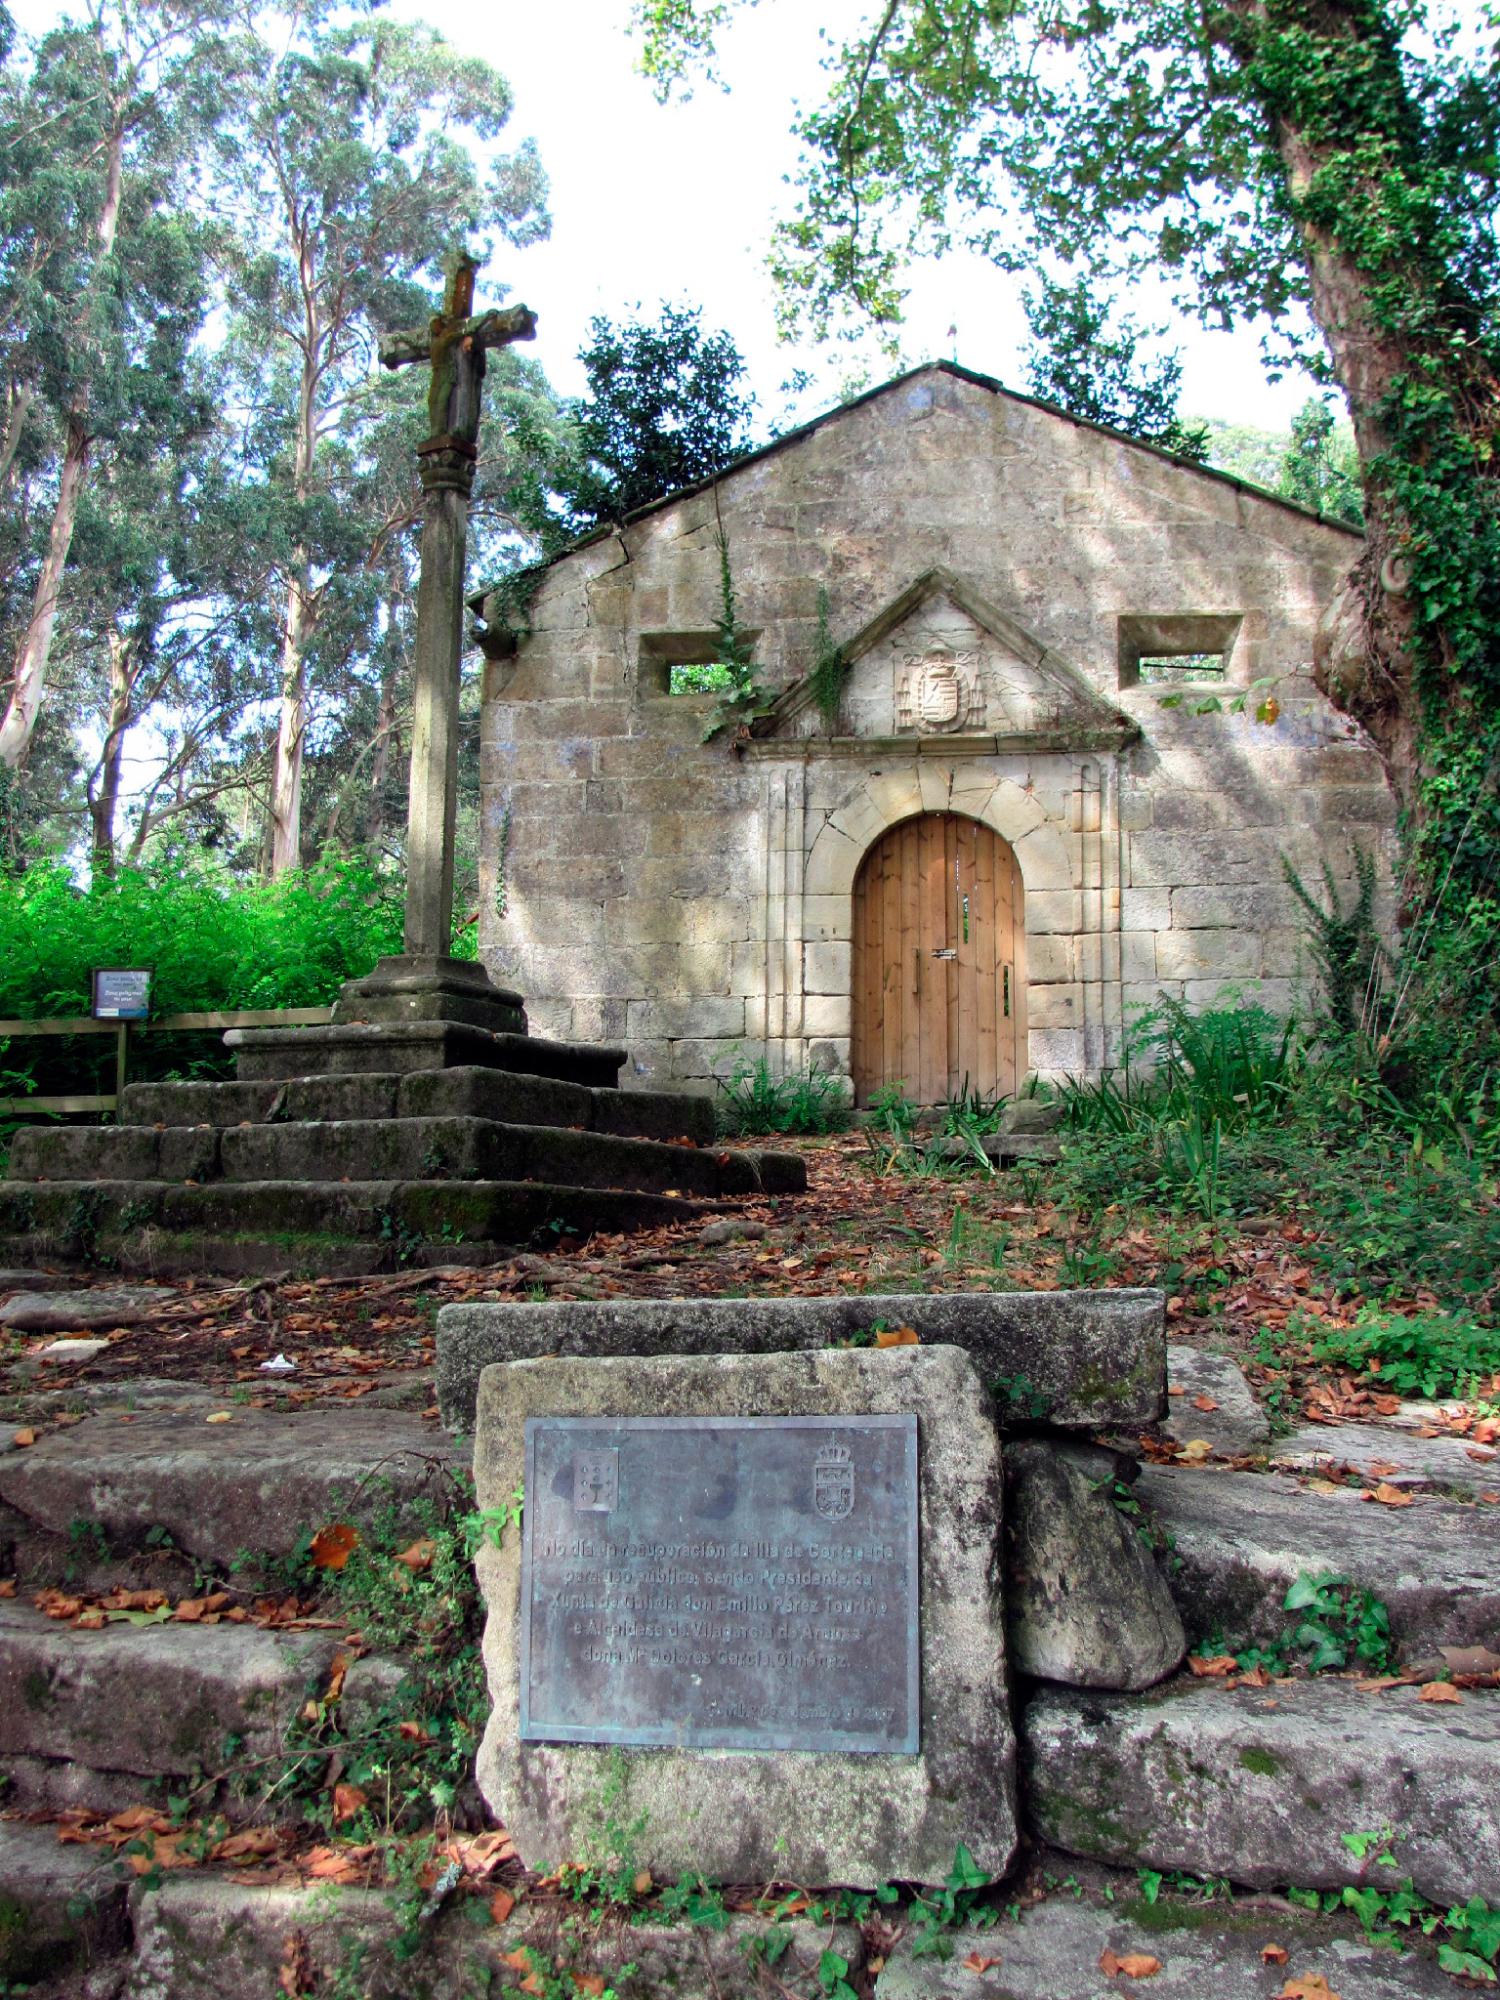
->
[472, 1345, 1016, 1888]
[437, 1288, 1166, 1434]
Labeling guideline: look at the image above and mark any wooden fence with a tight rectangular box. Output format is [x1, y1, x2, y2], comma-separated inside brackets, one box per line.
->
[0, 1007, 334, 1117]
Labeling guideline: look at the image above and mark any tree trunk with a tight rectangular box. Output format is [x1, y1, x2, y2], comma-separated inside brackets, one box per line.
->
[0, 412, 89, 768]
[1221, 0, 1498, 830]
[88, 629, 136, 879]
[267, 564, 313, 874]
[364, 666, 400, 856]
[0, 106, 125, 770]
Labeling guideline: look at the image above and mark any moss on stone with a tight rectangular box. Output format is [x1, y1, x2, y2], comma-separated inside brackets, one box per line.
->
[1239, 1747, 1281, 1777]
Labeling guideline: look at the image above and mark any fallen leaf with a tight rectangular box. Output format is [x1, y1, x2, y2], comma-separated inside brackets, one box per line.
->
[1355, 1676, 1406, 1693]
[204, 1411, 232, 1425]
[963, 1951, 1002, 1972]
[332, 1783, 368, 1822]
[0, 1579, 14, 1598]
[1168, 1384, 1186, 1397]
[1419, 1680, 1463, 1704]
[500, 1949, 544, 1997]
[1262, 1943, 1289, 1965]
[1439, 1644, 1500, 1677]
[213, 1827, 280, 1862]
[632, 1869, 653, 1897]
[1278, 1978, 1341, 2000]
[309, 1523, 359, 1572]
[1192, 1394, 1220, 1412]
[393, 1538, 435, 1573]
[398, 1718, 435, 1744]
[573, 1977, 606, 1996]
[279, 1930, 313, 1998]
[1177, 1439, 1214, 1462]
[1100, 1949, 1161, 1978]
[1188, 1653, 1240, 1677]
[1368, 1482, 1414, 1507]
[12, 1429, 34, 1448]
[1304, 1477, 1343, 1494]
[75, 1608, 106, 1629]
[875, 1325, 920, 1347]
[490, 1887, 516, 1924]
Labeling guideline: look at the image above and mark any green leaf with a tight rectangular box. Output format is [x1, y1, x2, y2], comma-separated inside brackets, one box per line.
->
[1438, 1944, 1497, 1980]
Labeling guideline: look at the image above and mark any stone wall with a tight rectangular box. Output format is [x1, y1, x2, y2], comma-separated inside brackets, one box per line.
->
[477, 363, 1392, 1093]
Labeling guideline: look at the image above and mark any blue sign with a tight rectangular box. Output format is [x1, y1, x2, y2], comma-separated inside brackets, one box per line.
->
[93, 968, 152, 1020]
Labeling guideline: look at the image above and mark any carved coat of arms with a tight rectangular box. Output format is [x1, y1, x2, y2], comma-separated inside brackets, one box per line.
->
[896, 647, 984, 733]
[813, 1442, 855, 1521]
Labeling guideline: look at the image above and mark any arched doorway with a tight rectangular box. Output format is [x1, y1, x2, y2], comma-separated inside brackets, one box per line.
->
[852, 813, 1027, 1106]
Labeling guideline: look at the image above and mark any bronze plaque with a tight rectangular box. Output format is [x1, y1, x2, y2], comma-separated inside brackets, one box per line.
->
[519, 1415, 919, 1753]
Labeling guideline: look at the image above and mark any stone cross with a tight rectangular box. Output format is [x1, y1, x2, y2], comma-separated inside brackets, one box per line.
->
[379, 252, 537, 958]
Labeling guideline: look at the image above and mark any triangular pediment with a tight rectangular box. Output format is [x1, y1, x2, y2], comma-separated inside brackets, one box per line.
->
[756, 569, 1137, 751]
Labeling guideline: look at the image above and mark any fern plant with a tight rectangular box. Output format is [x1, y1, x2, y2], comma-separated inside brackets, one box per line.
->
[1281, 848, 1392, 1040]
[808, 586, 849, 731]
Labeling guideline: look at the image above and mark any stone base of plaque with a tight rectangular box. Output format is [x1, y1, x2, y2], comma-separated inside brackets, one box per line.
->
[472, 1345, 1016, 1890]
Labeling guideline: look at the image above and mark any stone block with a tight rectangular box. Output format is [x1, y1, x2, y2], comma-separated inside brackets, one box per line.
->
[471, 1345, 1016, 1887]
[1023, 1677, 1500, 1906]
[436, 1288, 1165, 1434]
[1028, 1027, 1086, 1071]
[1026, 983, 1083, 1028]
[1164, 1347, 1270, 1457]
[803, 939, 852, 995]
[0, 1819, 129, 1985]
[1154, 928, 1262, 979]
[1025, 935, 1075, 982]
[799, 993, 850, 1038]
[1119, 886, 1172, 931]
[1005, 1439, 1185, 1690]
[1129, 829, 1276, 888]
[1140, 1464, 1500, 1656]
[1013, 827, 1076, 892]
[1025, 890, 1081, 935]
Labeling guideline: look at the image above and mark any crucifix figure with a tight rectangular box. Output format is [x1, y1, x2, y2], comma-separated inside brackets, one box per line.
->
[378, 252, 537, 960]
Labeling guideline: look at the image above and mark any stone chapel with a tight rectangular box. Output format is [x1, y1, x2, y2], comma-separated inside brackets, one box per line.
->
[471, 362, 1391, 1103]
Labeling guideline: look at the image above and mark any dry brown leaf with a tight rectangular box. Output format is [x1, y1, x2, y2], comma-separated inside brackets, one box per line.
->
[279, 1931, 313, 1998]
[1177, 1439, 1214, 1462]
[489, 1887, 517, 1924]
[632, 1868, 654, 1897]
[0, 1579, 14, 1598]
[204, 1411, 232, 1424]
[500, 1949, 544, 1997]
[1368, 1482, 1414, 1507]
[11, 1428, 34, 1448]
[572, 1977, 607, 1997]
[875, 1325, 920, 1347]
[1188, 1653, 1240, 1677]
[393, 1537, 436, 1572]
[963, 1951, 1002, 1972]
[398, 1718, 435, 1743]
[213, 1827, 280, 1862]
[1440, 1645, 1500, 1677]
[1099, 1949, 1161, 1978]
[332, 1783, 368, 1822]
[1419, 1680, 1463, 1703]
[1278, 1978, 1341, 2000]
[110, 1806, 169, 1833]
[1355, 1676, 1406, 1693]
[1262, 1943, 1289, 1965]
[75, 1608, 106, 1629]
[1192, 1394, 1220, 1412]
[309, 1522, 359, 1572]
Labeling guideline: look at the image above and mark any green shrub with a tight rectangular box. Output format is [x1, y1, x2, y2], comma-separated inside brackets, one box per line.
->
[0, 850, 420, 1018]
[714, 1056, 851, 1136]
[1313, 1306, 1500, 1399]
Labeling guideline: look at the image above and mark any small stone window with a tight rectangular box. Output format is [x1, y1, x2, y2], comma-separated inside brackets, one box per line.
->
[639, 630, 759, 697]
[1117, 613, 1243, 690]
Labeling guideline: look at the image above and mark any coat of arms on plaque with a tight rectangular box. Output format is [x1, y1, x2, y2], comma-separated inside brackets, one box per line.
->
[573, 1449, 618, 1513]
[896, 647, 984, 733]
[813, 1442, 855, 1521]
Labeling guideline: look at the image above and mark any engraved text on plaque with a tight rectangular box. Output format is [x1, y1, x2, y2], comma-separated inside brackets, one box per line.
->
[519, 1415, 919, 1753]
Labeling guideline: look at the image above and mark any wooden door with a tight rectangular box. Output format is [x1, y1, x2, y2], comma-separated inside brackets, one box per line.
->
[852, 814, 1026, 1106]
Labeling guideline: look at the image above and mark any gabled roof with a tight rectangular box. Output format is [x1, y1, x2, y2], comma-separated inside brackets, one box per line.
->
[471, 359, 1363, 618]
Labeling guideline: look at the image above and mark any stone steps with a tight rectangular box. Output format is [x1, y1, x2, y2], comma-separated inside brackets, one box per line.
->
[225, 1019, 624, 1085]
[0, 1175, 727, 1276]
[1141, 1461, 1500, 1656]
[119, 1063, 717, 1144]
[1022, 1675, 1500, 1906]
[872, 1880, 1465, 1998]
[9, 1115, 793, 1201]
[0, 1405, 466, 1586]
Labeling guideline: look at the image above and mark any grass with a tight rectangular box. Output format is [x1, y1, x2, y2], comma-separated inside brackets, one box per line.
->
[714, 1055, 852, 1136]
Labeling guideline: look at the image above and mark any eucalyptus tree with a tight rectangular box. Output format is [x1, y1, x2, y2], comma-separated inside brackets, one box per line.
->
[635, 2, 1500, 912]
[217, 12, 549, 874]
[0, 0, 230, 774]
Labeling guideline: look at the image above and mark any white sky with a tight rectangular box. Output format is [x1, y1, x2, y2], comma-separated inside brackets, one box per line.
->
[391, 0, 1331, 434]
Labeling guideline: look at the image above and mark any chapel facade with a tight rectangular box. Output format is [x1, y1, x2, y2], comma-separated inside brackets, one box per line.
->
[472, 363, 1389, 1103]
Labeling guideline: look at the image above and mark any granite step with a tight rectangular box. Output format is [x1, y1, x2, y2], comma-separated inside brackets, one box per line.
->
[1140, 1461, 1500, 1657]
[0, 1406, 466, 1584]
[119, 1064, 716, 1144]
[0, 1598, 385, 1818]
[224, 1019, 624, 1086]
[9, 1115, 799, 1202]
[873, 1883, 1465, 1999]
[0, 1175, 720, 1275]
[1022, 1675, 1500, 1906]
[0, 1818, 130, 1989]
[121, 1875, 861, 2000]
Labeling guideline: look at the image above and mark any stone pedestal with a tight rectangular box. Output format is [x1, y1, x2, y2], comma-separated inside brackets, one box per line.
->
[331, 954, 527, 1036]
